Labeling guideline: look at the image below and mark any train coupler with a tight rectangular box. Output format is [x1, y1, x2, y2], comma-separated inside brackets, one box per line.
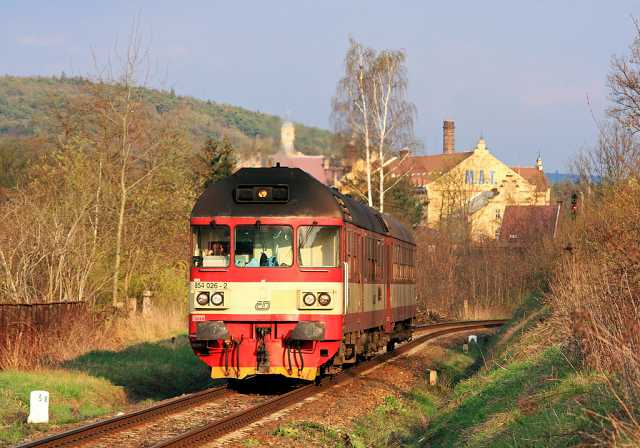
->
[256, 327, 271, 373]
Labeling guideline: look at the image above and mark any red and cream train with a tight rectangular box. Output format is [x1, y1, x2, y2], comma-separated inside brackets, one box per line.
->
[188, 167, 416, 381]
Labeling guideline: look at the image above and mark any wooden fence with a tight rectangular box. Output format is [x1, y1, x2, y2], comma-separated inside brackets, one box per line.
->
[0, 301, 88, 347]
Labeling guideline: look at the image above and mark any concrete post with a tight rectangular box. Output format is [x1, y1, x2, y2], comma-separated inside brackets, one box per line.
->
[28, 391, 49, 424]
[126, 298, 137, 314]
[428, 369, 438, 386]
[141, 290, 152, 316]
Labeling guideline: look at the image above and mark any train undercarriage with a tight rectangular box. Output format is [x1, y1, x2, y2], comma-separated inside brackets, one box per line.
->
[189, 318, 414, 381]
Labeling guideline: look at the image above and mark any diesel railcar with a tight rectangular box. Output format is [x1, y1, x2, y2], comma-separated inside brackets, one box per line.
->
[188, 167, 416, 381]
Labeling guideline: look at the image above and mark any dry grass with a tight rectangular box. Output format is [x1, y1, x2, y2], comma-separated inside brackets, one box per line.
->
[0, 305, 186, 370]
[548, 180, 640, 444]
[112, 306, 186, 344]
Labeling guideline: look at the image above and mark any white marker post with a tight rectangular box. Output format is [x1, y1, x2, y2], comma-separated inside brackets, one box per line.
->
[428, 369, 438, 386]
[27, 391, 49, 424]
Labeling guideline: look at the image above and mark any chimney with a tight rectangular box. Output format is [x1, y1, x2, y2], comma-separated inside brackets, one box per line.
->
[443, 120, 455, 154]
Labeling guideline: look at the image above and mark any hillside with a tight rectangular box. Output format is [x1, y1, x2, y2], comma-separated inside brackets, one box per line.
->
[0, 75, 333, 156]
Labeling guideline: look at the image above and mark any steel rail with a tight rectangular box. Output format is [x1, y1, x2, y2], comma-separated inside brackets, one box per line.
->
[17, 386, 230, 448]
[152, 319, 506, 448]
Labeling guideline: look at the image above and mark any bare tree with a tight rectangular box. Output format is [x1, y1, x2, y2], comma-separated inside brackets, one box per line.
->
[609, 18, 640, 134]
[369, 50, 415, 212]
[434, 167, 474, 240]
[333, 38, 376, 207]
[334, 39, 416, 212]
[578, 19, 640, 188]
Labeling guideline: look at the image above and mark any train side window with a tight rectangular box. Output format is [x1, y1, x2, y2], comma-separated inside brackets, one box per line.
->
[192, 225, 230, 268]
[298, 226, 340, 267]
[357, 234, 362, 282]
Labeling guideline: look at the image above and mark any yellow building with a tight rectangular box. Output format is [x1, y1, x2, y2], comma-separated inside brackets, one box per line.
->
[401, 120, 550, 239]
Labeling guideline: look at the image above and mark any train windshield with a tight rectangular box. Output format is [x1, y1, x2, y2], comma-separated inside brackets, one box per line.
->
[234, 225, 293, 267]
[298, 226, 340, 267]
[192, 226, 230, 267]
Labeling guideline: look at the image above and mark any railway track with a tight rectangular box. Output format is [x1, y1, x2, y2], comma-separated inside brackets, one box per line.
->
[17, 387, 231, 448]
[18, 319, 506, 448]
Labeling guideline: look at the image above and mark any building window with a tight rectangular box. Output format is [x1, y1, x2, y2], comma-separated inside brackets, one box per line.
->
[479, 170, 485, 184]
[490, 170, 496, 184]
[465, 170, 474, 184]
[495, 208, 502, 220]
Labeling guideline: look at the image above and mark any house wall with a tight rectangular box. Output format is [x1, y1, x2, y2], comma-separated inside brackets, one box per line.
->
[423, 144, 550, 239]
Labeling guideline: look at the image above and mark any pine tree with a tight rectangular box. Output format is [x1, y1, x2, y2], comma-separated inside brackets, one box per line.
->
[382, 176, 424, 227]
[201, 136, 236, 188]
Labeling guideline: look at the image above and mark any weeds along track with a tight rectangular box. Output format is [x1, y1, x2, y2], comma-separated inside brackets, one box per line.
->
[18, 320, 505, 448]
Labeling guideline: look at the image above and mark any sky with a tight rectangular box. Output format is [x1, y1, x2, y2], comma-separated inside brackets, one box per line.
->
[1, 1, 638, 172]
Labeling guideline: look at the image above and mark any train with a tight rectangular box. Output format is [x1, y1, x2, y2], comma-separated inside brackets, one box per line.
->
[188, 166, 417, 381]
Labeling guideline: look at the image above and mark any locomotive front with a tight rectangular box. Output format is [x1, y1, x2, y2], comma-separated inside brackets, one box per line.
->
[188, 167, 345, 381]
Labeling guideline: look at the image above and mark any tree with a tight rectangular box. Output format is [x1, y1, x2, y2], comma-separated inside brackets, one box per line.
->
[333, 38, 416, 212]
[339, 161, 423, 226]
[369, 50, 416, 213]
[199, 136, 236, 189]
[609, 18, 640, 135]
[384, 175, 424, 227]
[434, 167, 474, 241]
[333, 38, 375, 207]
[58, 32, 193, 307]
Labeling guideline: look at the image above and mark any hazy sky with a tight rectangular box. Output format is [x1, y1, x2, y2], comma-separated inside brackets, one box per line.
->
[1, 1, 638, 171]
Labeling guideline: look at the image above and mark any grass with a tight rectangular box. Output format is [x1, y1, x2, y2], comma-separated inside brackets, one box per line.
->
[273, 299, 622, 447]
[424, 346, 616, 447]
[272, 346, 475, 448]
[0, 369, 127, 446]
[273, 421, 345, 445]
[63, 334, 216, 400]
[1, 334, 216, 446]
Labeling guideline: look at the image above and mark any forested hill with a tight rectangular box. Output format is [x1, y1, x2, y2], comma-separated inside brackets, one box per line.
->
[0, 75, 333, 156]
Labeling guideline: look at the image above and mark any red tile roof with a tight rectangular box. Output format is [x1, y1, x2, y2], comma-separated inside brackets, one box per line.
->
[272, 153, 328, 185]
[511, 167, 549, 192]
[400, 152, 473, 183]
[499, 205, 560, 242]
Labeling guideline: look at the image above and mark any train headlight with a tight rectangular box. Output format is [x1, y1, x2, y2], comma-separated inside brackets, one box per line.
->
[318, 293, 331, 306]
[302, 292, 316, 306]
[211, 292, 224, 306]
[196, 292, 210, 306]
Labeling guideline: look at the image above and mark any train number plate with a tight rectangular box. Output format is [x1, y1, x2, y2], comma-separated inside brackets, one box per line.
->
[193, 281, 228, 290]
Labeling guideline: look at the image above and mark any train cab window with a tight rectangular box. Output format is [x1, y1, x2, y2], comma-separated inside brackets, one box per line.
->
[298, 226, 340, 267]
[234, 225, 292, 267]
[192, 226, 230, 267]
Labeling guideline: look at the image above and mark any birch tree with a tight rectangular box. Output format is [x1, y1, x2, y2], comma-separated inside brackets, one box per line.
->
[369, 50, 415, 212]
[333, 39, 376, 207]
[333, 39, 415, 212]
